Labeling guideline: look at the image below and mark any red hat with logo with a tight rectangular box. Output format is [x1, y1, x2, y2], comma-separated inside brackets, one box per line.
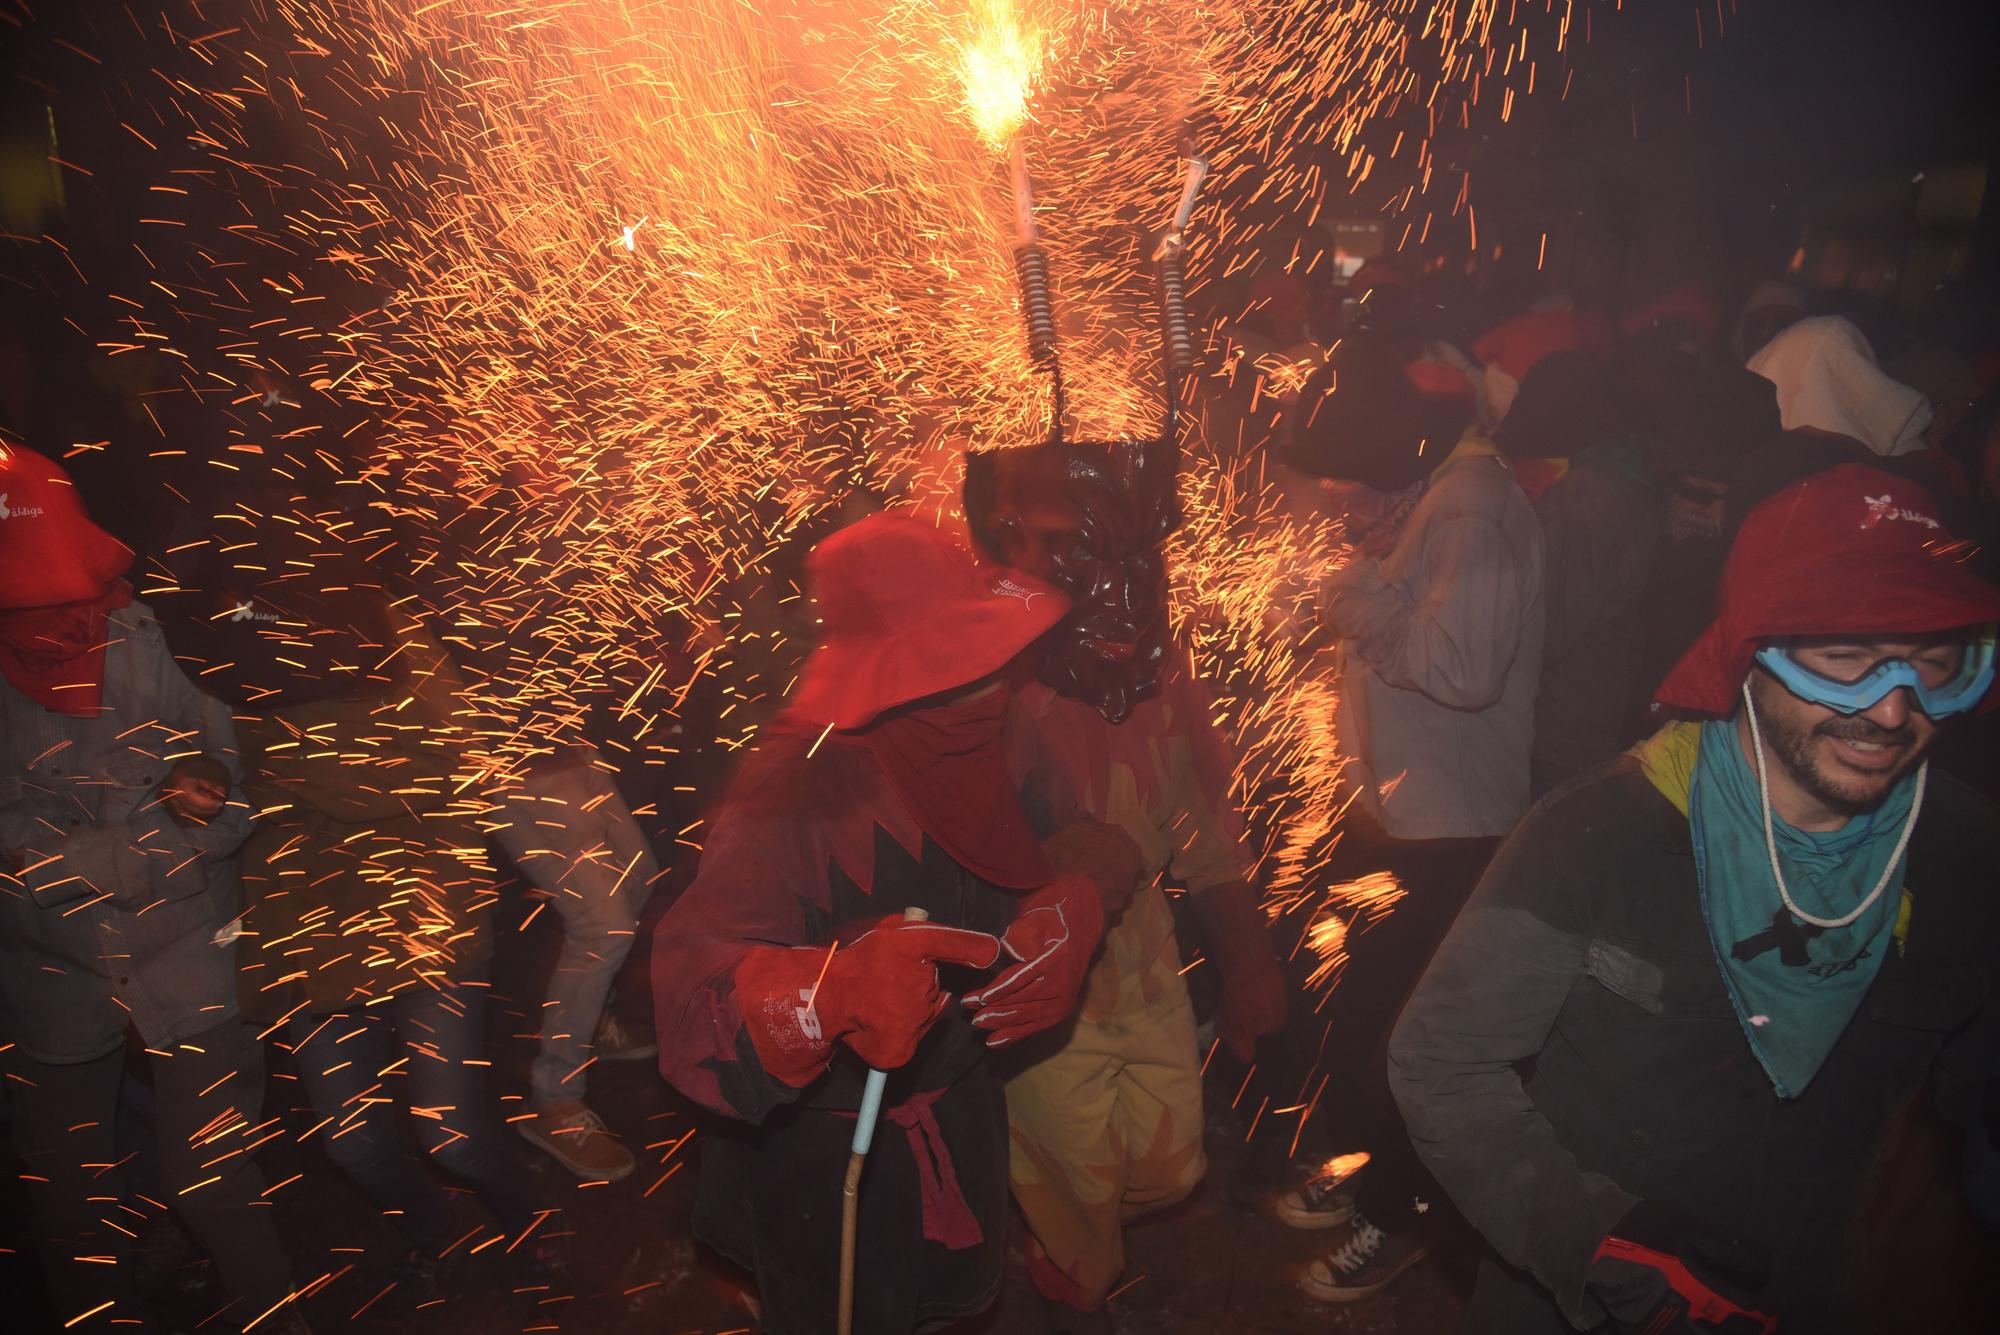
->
[0, 443, 133, 610]
[1656, 463, 2000, 716]
[790, 512, 1069, 730]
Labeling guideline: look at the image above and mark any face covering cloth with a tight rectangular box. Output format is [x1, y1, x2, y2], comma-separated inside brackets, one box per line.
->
[1689, 715, 1917, 1098]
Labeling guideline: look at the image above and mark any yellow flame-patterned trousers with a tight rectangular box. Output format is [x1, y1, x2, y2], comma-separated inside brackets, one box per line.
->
[1003, 885, 1207, 1310]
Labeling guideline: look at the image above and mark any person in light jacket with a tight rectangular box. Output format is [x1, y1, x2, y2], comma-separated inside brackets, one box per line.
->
[1273, 336, 1544, 1303]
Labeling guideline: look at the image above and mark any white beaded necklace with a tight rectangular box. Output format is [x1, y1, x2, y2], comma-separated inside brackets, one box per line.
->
[1739, 679, 1925, 931]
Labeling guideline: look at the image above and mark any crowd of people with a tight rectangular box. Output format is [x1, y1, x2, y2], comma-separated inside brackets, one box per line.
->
[2, 254, 1998, 1335]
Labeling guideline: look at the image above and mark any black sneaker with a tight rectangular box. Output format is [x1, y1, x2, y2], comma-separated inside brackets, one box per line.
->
[1299, 1210, 1431, 1303]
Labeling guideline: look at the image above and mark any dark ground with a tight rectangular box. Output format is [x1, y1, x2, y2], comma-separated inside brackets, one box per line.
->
[3, 881, 1994, 1334]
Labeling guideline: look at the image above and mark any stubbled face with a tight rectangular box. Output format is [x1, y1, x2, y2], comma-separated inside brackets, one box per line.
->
[966, 440, 1178, 723]
[1745, 635, 1963, 825]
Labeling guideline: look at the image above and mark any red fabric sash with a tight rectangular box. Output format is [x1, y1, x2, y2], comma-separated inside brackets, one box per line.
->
[837, 1087, 983, 1251]
[886, 1088, 982, 1250]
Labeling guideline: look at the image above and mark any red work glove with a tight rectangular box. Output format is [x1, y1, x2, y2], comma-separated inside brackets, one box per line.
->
[1188, 881, 1288, 1061]
[1588, 1200, 1779, 1334]
[734, 917, 1001, 1086]
[961, 874, 1105, 1049]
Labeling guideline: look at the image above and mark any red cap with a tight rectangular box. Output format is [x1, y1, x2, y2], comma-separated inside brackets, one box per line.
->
[1656, 463, 2000, 716]
[0, 444, 133, 610]
[1472, 308, 1612, 384]
[790, 512, 1069, 730]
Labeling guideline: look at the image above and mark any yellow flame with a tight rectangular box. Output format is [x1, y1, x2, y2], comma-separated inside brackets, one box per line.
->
[958, 0, 1044, 150]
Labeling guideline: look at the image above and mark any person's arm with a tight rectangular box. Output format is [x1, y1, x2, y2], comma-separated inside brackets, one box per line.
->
[2, 630, 251, 909]
[136, 624, 254, 893]
[1388, 795, 1638, 1326]
[0, 778, 154, 907]
[650, 787, 824, 1123]
[1323, 508, 1528, 710]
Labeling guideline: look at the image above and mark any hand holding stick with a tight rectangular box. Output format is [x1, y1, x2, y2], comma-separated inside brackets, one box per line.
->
[838, 905, 931, 1335]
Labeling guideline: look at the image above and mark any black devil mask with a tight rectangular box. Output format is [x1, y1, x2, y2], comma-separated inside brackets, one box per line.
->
[964, 436, 1180, 723]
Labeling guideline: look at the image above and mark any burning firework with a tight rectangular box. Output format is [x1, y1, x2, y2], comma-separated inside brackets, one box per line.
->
[10, 0, 1633, 913]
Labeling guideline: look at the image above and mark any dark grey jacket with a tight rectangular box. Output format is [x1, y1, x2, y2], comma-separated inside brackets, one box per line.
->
[1389, 754, 1999, 1334]
[0, 602, 252, 1062]
[1531, 458, 1660, 792]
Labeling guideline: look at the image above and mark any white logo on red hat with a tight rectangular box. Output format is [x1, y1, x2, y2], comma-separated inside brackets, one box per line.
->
[988, 575, 1045, 609]
[0, 493, 46, 520]
[1861, 494, 1940, 532]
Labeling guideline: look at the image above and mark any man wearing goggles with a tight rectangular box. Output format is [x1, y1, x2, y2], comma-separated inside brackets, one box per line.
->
[1758, 633, 1995, 721]
[1387, 463, 2000, 1335]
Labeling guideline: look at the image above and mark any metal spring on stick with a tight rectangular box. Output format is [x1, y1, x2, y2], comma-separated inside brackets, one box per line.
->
[1156, 247, 1195, 375]
[1014, 244, 1059, 367]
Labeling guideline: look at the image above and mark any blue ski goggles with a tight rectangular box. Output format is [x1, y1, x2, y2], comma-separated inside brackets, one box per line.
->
[1755, 626, 1997, 718]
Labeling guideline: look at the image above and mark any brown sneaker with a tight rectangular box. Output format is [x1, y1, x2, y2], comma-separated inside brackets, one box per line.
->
[519, 1099, 637, 1181]
[593, 1011, 658, 1062]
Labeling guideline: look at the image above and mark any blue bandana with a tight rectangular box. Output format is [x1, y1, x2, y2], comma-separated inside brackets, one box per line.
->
[1689, 717, 1916, 1098]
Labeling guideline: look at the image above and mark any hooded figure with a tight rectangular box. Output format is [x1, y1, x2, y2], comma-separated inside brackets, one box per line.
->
[0, 445, 298, 1329]
[1392, 462, 2000, 1335]
[1749, 316, 1933, 457]
[652, 513, 1111, 1335]
[963, 437, 1287, 1321]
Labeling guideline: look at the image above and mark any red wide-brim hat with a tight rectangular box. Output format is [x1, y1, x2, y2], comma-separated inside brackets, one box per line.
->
[789, 513, 1069, 731]
[1657, 462, 2000, 716]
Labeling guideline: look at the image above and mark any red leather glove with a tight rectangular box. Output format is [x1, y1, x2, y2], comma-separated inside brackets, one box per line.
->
[1188, 881, 1288, 1061]
[1588, 1201, 1779, 1334]
[961, 874, 1105, 1049]
[735, 917, 1001, 1086]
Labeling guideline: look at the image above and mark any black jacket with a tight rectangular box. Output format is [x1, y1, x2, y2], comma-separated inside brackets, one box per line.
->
[1389, 754, 1999, 1333]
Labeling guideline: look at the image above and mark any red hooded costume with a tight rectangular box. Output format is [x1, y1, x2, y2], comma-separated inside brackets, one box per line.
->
[0, 446, 134, 716]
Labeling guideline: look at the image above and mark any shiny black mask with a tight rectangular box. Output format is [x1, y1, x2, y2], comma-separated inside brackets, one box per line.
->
[964, 436, 1179, 723]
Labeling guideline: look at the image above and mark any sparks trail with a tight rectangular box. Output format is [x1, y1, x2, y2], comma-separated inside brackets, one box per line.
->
[15, 0, 1641, 969]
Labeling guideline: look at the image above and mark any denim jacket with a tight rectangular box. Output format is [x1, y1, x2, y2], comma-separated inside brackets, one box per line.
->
[0, 601, 252, 1062]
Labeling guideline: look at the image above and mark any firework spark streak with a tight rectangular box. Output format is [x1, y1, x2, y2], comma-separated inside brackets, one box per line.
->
[12, 0, 1639, 941]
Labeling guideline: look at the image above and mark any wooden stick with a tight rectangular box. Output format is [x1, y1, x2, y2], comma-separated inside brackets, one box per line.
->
[837, 1150, 865, 1335]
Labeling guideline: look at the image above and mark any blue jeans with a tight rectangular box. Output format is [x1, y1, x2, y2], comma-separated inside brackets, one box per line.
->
[285, 986, 544, 1247]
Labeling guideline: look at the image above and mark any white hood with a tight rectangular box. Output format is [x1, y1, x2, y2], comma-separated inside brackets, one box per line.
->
[1748, 316, 1932, 456]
